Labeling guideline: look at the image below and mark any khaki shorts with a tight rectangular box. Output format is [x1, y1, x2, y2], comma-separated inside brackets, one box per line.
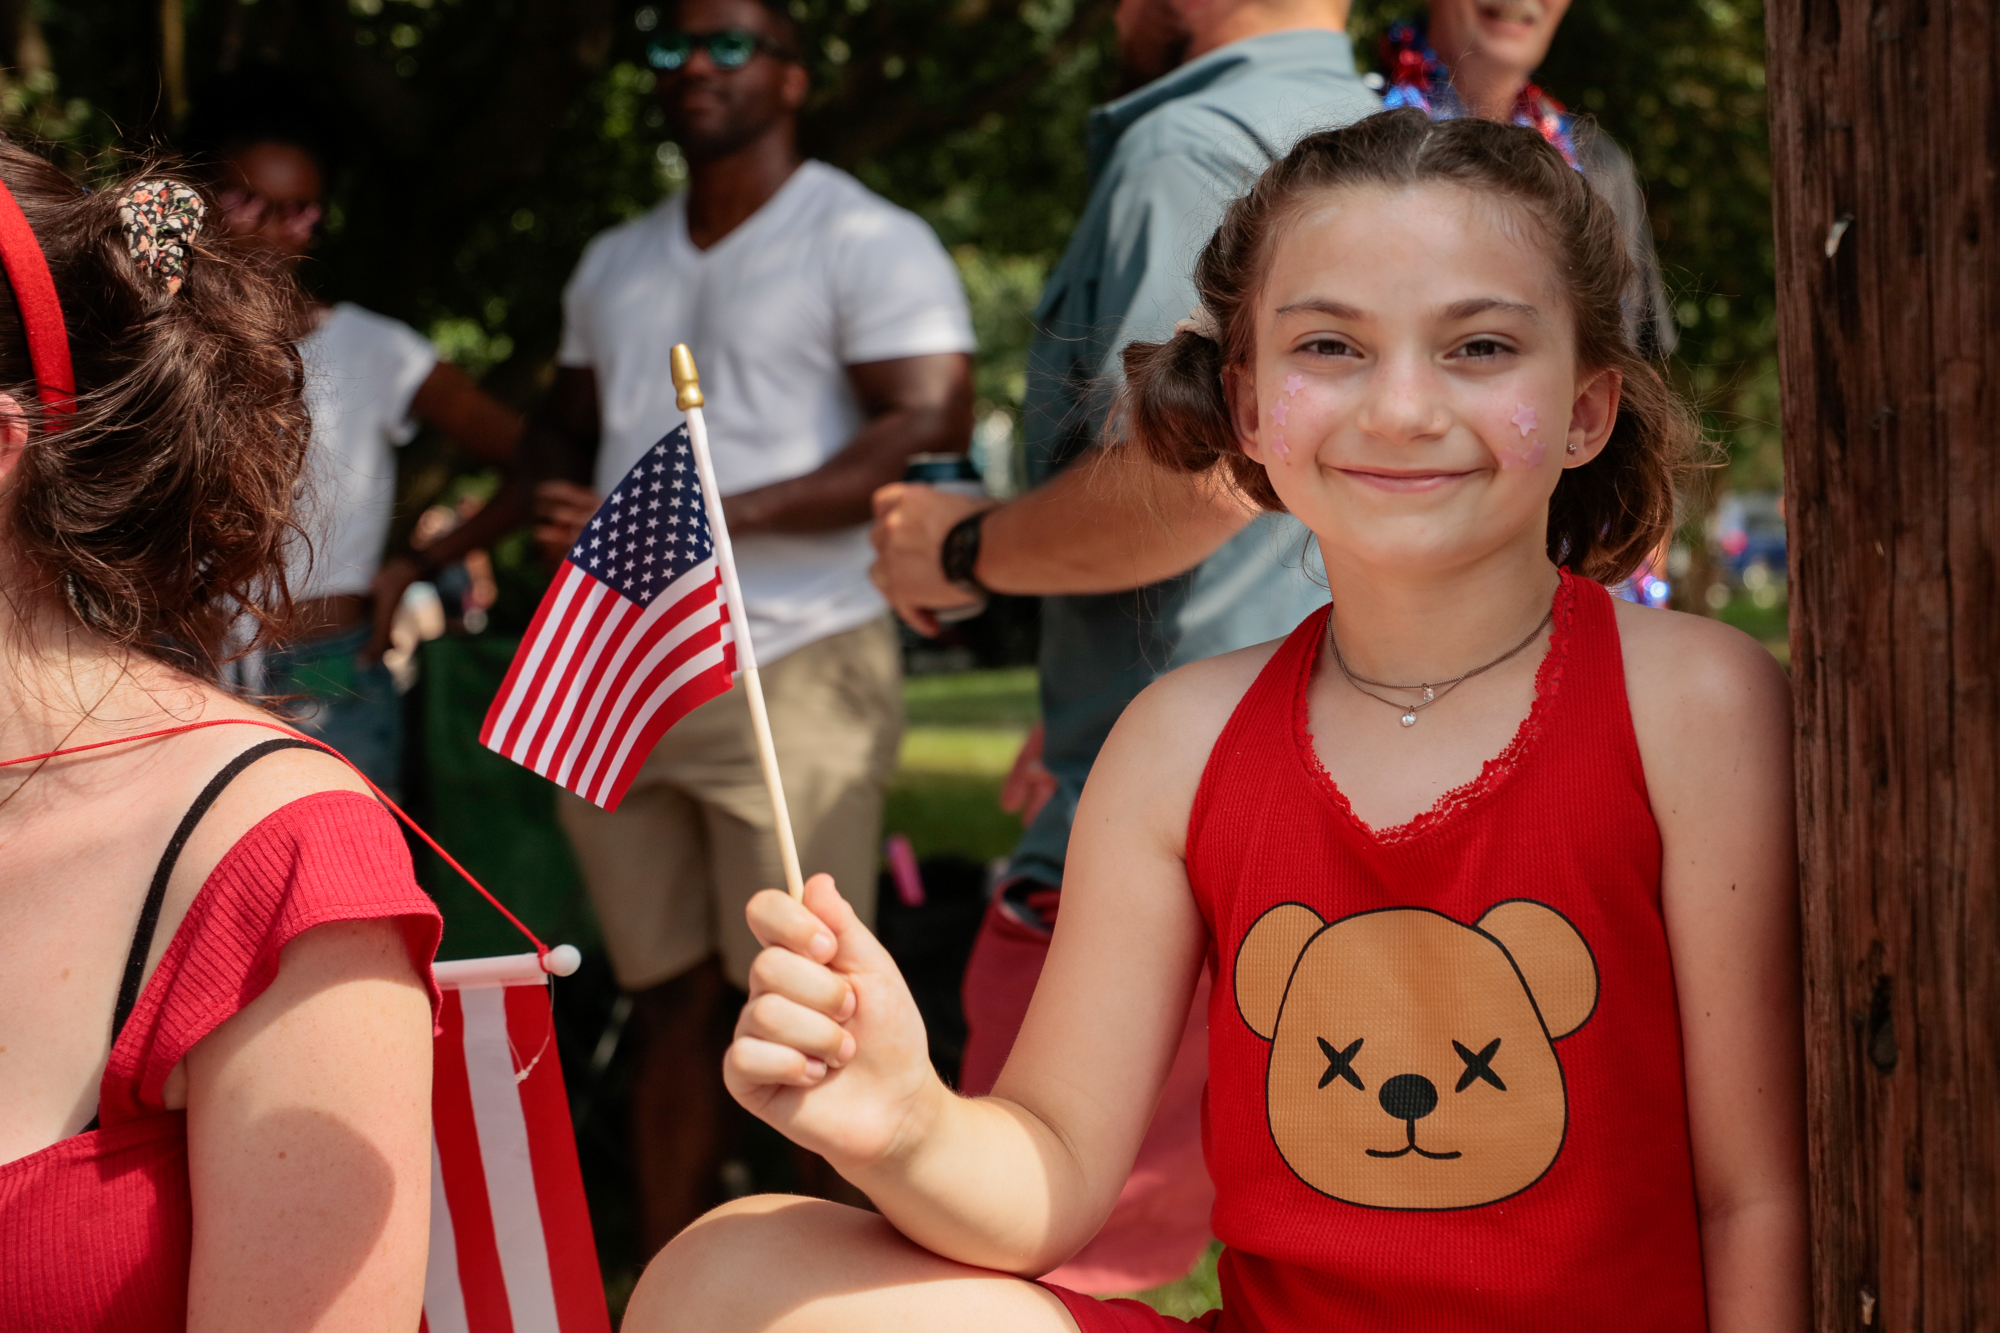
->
[558, 616, 904, 991]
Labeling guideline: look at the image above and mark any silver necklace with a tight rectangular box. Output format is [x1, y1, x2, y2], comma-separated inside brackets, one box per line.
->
[1327, 606, 1553, 728]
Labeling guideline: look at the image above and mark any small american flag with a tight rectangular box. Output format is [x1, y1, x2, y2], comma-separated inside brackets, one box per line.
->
[479, 425, 735, 809]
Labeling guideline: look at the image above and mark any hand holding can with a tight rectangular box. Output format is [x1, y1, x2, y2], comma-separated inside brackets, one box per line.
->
[901, 454, 989, 624]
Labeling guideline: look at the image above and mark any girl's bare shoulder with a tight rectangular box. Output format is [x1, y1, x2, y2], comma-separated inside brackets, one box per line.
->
[100, 675, 378, 864]
[1090, 636, 1291, 811]
[1612, 599, 1788, 707]
[1609, 600, 1791, 775]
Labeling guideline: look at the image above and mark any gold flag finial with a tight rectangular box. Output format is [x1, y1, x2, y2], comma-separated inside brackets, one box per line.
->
[671, 344, 705, 410]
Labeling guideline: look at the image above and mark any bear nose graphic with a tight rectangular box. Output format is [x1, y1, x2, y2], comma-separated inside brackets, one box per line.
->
[1379, 1073, 1439, 1121]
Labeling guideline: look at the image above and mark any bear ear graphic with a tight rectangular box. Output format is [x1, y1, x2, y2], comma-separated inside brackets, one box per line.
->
[1477, 899, 1599, 1039]
[1234, 903, 1325, 1040]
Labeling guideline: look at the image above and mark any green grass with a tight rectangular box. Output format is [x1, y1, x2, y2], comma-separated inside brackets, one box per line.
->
[885, 668, 1038, 864]
[1120, 1243, 1224, 1319]
[901, 665, 1040, 728]
[1714, 589, 1788, 644]
[899, 727, 1028, 772]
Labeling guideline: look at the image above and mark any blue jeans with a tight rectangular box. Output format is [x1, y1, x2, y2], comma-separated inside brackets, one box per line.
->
[263, 623, 403, 797]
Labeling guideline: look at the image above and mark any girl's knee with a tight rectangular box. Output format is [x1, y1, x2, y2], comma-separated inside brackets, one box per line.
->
[684, 1192, 879, 1248]
[626, 1195, 881, 1332]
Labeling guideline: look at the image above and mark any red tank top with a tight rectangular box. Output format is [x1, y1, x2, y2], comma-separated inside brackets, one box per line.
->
[1189, 571, 1706, 1331]
[0, 790, 442, 1331]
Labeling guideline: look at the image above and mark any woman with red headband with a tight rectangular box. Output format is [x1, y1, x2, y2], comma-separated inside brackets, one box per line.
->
[0, 141, 440, 1327]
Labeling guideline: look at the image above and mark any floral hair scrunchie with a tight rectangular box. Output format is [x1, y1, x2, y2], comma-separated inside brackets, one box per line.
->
[117, 179, 206, 295]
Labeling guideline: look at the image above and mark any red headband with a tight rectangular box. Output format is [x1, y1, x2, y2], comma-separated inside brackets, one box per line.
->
[0, 177, 74, 417]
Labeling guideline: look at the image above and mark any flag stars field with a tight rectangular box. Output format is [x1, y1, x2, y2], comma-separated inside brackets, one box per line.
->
[479, 424, 737, 809]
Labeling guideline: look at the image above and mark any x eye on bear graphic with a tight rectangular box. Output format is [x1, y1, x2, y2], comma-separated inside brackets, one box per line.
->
[1234, 900, 1598, 1211]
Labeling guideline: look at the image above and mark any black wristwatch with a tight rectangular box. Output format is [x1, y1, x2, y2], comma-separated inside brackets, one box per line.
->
[940, 510, 993, 599]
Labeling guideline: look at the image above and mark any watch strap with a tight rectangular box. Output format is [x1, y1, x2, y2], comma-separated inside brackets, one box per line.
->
[940, 510, 991, 597]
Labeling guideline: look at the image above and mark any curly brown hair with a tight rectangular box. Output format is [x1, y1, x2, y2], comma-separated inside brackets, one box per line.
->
[1120, 109, 1700, 585]
[0, 137, 312, 675]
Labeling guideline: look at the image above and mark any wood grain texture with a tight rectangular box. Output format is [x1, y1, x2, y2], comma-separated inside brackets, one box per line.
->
[1766, 0, 2000, 1326]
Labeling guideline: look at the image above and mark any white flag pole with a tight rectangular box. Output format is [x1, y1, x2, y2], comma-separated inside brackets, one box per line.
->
[671, 345, 808, 901]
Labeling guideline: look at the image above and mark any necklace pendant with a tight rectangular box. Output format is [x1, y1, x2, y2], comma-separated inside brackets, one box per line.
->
[1420, 685, 1435, 703]
[1400, 710, 1418, 728]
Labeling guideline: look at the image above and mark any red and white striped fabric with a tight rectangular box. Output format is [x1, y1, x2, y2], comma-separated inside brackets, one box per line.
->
[480, 423, 736, 810]
[424, 956, 610, 1333]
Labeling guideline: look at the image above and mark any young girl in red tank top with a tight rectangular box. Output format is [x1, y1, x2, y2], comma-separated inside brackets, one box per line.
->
[625, 111, 1806, 1333]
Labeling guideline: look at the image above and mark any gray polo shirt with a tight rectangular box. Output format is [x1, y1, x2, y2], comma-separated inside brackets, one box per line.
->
[1010, 30, 1379, 888]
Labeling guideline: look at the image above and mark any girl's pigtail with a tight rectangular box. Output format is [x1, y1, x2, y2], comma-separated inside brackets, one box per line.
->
[1123, 324, 1283, 512]
[1124, 330, 1222, 458]
[1117, 177, 1285, 511]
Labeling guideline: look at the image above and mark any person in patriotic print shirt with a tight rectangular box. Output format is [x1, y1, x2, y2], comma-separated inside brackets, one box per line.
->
[1384, 0, 1678, 360]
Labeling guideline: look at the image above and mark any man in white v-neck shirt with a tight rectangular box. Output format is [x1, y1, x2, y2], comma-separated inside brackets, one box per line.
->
[555, 161, 972, 659]
[529, 0, 975, 1252]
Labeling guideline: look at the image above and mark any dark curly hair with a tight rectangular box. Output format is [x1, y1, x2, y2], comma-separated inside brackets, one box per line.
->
[1120, 109, 1700, 585]
[0, 136, 311, 675]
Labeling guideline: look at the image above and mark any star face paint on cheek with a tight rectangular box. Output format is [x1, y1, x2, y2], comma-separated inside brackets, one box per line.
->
[1270, 433, 1290, 459]
[1497, 401, 1545, 468]
[1271, 401, 1289, 427]
[1284, 374, 1305, 397]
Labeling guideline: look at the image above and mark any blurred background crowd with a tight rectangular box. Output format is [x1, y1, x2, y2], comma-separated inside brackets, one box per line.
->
[1, 0, 1782, 1315]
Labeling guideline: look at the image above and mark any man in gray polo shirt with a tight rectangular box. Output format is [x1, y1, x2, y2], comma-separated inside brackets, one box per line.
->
[871, 0, 1376, 1292]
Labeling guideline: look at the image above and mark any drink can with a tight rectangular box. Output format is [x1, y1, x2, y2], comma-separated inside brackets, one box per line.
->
[902, 454, 988, 623]
[903, 453, 987, 499]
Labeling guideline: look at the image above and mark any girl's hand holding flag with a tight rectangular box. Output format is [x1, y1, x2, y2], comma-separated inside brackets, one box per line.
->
[725, 874, 941, 1170]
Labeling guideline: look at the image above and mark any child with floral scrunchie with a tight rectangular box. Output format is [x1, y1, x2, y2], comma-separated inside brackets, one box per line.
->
[0, 141, 439, 1327]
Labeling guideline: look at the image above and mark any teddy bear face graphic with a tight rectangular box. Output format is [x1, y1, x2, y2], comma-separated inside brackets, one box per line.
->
[1234, 900, 1598, 1211]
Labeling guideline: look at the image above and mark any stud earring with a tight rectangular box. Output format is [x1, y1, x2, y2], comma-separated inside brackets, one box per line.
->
[1565, 443, 1579, 455]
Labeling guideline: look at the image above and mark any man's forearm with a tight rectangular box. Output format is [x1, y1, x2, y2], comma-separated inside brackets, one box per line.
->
[726, 403, 961, 535]
[976, 446, 1261, 595]
[422, 478, 528, 568]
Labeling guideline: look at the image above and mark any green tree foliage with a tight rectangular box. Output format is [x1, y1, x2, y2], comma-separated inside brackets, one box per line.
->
[2, 0, 1772, 495]
[1523, 0, 1778, 489]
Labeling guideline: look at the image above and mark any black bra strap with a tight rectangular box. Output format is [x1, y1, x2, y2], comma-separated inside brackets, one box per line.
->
[108, 737, 324, 1046]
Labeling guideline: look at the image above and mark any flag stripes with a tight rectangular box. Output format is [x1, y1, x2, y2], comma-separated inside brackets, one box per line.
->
[425, 976, 610, 1333]
[462, 986, 562, 1326]
[480, 562, 732, 807]
[549, 569, 727, 797]
[511, 984, 611, 1332]
[423, 1137, 472, 1333]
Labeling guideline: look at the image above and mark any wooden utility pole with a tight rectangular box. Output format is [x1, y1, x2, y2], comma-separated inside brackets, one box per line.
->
[1767, 0, 2000, 1327]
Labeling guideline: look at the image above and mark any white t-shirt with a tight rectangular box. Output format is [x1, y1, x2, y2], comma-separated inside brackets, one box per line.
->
[557, 161, 975, 664]
[293, 303, 438, 600]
